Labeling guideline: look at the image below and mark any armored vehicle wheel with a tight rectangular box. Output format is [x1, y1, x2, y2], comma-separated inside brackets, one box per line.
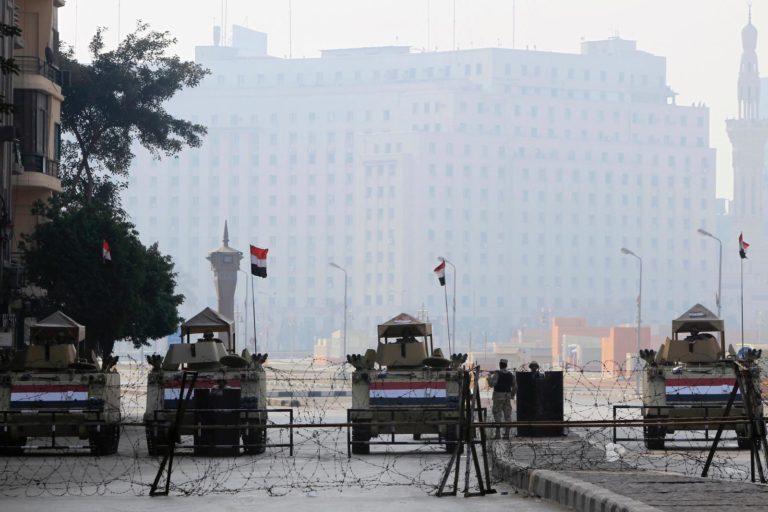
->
[351, 420, 370, 455]
[242, 420, 267, 455]
[0, 434, 26, 456]
[89, 424, 120, 456]
[145, 424, 171, 456]
[643, 424, 665, 450]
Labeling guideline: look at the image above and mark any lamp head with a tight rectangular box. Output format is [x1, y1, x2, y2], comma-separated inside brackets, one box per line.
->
[697, 228, 713, 238]
[329, 262, 342, 270]
[620, 247, 632, 255]
[437, 256, 446, 262]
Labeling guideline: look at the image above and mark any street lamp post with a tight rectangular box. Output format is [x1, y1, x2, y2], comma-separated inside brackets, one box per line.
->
[697, 228, 722, 318]
[330, 262, 348, 362]
[621, 247, 642, 395]
[438, 256, 456, 354]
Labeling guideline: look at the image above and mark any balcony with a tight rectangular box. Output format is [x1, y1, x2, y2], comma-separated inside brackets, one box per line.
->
[15, 57, 62, 86]
[20, 154, 59, 178]
[12, 154, 62, 194]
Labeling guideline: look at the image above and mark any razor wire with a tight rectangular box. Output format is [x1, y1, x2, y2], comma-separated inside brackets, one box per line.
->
[0, 356, 767, 497]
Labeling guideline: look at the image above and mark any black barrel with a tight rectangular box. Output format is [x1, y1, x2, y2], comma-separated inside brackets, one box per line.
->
[193, 387, 241, 456]
[515, 371, 564, 437]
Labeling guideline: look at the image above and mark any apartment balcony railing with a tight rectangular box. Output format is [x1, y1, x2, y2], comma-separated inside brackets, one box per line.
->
[15, 56, 62, 86]
[20, 154, 59, 178]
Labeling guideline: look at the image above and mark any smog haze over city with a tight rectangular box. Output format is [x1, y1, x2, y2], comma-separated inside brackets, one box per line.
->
[55, 0, 768, 359]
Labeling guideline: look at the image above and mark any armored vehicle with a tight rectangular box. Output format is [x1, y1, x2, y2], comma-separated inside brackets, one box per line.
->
[639, 303, 761, 449]
[144, 307, 268, 456]
[346, 313, 466, 454]
[0, 311, 121, 455]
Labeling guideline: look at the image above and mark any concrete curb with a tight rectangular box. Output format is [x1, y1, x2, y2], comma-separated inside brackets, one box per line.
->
[488, 439, 662, 512]
[526, 469, 664, 512]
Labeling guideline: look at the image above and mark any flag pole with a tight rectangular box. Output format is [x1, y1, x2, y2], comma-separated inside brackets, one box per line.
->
[251, 274, 258, 353]
[443, 284, 452, 355]
[741, 257, 745, 350]
[243, 273, 248, 352]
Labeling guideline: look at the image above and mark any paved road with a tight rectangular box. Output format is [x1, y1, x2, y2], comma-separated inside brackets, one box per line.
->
[1, 491, 569, 512]
[490, 435, 768, 512]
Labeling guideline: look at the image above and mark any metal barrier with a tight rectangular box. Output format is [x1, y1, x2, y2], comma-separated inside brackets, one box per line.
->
[612, 404, 749, 445]
[0, 408, 112, 452]
[147, 407, 294, 456]
[346, 407, 485, 457]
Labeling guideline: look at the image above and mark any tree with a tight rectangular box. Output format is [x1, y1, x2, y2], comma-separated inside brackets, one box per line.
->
[22, 193, 183, 356]
[19, 24, 207, 355]
[61, 22, 209, 201]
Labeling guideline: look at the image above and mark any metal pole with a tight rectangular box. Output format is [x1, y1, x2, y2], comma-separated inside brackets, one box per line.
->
[444, 259, 457, 353]
[637, 256, 642, 395]
[512, 0, 516, 49]
[439, 257, 456, 353]
[427, 0, 431, 50]
[238, 269, 249, 353]
[251, 275, 258, 353]
[697, 229, 722, 318]
[621, 247, 641, 395]
[443, 284, 452, 355]
[741, 258, 745, 350]
[343, 269, 348, 359]
[452, 0, 456, 50]
[717, 240, 722, 318]
[330, 262, 348, 361]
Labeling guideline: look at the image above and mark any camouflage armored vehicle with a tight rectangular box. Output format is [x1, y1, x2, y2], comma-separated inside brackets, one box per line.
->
[143, 307, 268, 456]
[639, 303, 760, 449]
[346, 313, 466, 454]
[0, 311, 121, 455]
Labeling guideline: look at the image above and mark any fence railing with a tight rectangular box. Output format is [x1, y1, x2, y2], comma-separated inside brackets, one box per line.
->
[15, 56, 62, 86]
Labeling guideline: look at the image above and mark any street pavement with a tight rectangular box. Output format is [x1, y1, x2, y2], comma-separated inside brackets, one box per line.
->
[490, 435, 768, 512]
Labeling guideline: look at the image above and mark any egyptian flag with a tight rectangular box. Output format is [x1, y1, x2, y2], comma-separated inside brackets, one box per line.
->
[434, 260, 446, 286]
[250, 245, 268, 277]
[102, 240, 112, 263]
[739, 233, 750, 259]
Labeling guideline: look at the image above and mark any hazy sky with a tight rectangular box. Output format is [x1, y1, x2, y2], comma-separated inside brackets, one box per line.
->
[59, 1, 759, 199]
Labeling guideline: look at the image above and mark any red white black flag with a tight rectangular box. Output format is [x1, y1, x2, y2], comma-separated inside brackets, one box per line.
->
[102, 240, 112, 263]
[739, 233, 750, 259]
[434, 260, 446, 286]
[250, 245, 268, 277]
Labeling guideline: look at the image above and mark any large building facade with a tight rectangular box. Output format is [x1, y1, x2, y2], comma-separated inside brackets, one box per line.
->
[0, 0, 64, 347]
[125, 26, 717, 354]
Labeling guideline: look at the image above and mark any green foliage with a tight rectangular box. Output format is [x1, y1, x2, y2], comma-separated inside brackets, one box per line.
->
[61, 21, 209, 199]
[18, 23, 208, 355]
[22, 190, 184, 355]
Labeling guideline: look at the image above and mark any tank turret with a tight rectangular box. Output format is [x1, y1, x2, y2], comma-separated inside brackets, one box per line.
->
[640, 304, 761, 450]
[348, 312, 465, 455]
[0, 311, 121, 455]
[143, 307, 268, 456]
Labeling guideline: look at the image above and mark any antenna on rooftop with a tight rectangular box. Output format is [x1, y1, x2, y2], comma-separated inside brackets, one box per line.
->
[452, 0, 456, 50]
[427, 0, 431, 51]
[512, 0, 516, 49]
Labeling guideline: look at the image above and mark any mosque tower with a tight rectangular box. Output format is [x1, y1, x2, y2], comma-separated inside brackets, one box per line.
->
[207, 221, 243, 321]
[728, 6, 768, 225]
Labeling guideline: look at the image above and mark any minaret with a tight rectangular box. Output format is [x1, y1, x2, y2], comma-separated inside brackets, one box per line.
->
[206, 221, 243, 321]
[728, 6, 768, 224]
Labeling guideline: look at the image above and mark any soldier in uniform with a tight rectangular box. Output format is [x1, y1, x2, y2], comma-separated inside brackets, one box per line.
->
[487, 358, 516, 439]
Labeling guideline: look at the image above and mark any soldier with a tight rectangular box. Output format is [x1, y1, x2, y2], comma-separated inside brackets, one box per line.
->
[487, 358, 516, 439]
